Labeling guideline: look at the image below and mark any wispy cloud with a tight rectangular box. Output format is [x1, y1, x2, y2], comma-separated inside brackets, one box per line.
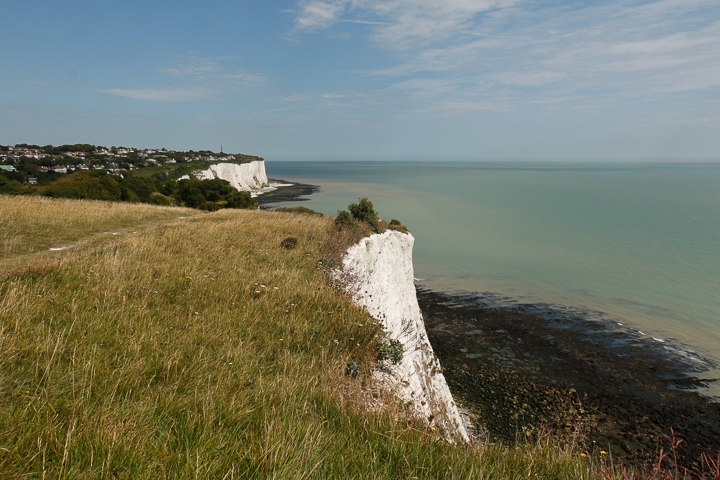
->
[293, 0, 720, 111]
[295, 0, 521, 47]
[94, 54, 265, 102]
[295, 0, 348, 31]
[163, 55, 223, 77]
[163, 54, 265, 84]
[94, 87, 214, 102]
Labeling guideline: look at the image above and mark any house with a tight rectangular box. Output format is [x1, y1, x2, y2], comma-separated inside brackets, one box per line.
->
[26, 178, 38, 184]
[51, 166, 68, 174]
[0, 165, 16, 172]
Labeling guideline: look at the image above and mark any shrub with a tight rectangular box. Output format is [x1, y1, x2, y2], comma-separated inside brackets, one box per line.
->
[388, 219, 408, 234]
[148, 192, 173, 206]
[280, 237, 298, 249]
[187, 192, 207, 208]
[0, 176, 24, 195]
[224, 191, 257, 209]
[206, 190, 222, 202]
[348, 197, 379, 233]
[198, 201, 223, 211]
[275, 206, 323, 216]
[334, 210, 356, 228]
[40, 172, 129, 201]
[379, 339, 404, 364]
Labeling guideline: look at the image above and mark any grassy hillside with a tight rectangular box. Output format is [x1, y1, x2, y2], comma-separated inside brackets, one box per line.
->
[0, 195, 660, 479]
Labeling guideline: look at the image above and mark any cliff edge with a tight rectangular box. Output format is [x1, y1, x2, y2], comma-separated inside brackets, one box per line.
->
[342, 230, 470, 443]
[193, 160, 269, 194]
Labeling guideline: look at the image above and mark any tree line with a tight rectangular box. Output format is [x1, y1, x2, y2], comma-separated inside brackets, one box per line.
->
[0, 170, 257, 211]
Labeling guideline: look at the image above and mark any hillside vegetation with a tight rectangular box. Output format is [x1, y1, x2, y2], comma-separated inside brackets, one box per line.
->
[0, 196, 668, 479]
[1, 169, 258, 211]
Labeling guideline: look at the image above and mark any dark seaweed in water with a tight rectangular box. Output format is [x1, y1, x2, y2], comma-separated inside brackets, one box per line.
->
[417, 287, 720, 469]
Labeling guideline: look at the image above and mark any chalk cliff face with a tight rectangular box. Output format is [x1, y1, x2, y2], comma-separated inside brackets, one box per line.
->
[343, 230, 470, 443]
[193, 161, 268, 192]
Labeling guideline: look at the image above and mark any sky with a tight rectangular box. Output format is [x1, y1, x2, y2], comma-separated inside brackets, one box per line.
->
[1, 0, 719, 161]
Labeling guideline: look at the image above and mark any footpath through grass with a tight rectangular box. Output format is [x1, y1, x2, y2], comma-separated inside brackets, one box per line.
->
[0, 195, 202, 268]
[0, 196, 640, 479]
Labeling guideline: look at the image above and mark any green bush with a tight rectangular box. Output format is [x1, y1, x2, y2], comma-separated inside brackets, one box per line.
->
[379, 339, 404, 364]
[388, 219, 408, 234]
[348, 197, 379, 233]
[275, 206, 323, 216]
[187, 193, 207, 208]
[148, 192, 174, 206]
[206, 190, 222, 202]
[198, 201, 223, 211]
[40, 172, 132, 202]
[224, 191, 257, 209]
[0, 175, 24, 195]
[280, 237, 299, 249]
[334, 210, 356, 228]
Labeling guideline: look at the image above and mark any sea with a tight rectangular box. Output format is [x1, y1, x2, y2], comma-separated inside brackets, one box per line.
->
[265, 161, 720, 400]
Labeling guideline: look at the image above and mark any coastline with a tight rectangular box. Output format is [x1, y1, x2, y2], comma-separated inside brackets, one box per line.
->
[417, 287, 720, 468]
[256, 179, 320, 206]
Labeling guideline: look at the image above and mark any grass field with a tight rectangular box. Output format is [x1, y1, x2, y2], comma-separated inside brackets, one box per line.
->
[0, 195, 675, 479]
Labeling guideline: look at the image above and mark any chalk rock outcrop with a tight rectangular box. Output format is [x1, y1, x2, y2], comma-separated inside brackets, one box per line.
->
[343, 230, 470, 443]
[194, 161, 268, 192]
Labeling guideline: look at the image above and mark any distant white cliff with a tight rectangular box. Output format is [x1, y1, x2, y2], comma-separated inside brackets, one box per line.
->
[184, 160, 281, 197]
[342, 230, 470, 443]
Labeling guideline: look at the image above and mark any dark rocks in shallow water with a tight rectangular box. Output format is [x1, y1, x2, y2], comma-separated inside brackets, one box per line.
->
[256, 181, 320, 205]
[417, 288, 720, 469]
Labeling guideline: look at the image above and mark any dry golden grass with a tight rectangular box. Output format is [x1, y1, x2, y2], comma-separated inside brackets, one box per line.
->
[0, 196, 640, 479]
[0, 195, 202, 265]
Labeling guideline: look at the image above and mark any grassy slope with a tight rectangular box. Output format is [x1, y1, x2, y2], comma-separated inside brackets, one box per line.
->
[130, 161, 213, 180]
[0, 196, 612, 479]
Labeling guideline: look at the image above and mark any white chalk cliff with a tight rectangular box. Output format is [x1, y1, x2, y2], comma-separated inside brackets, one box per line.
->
[342, 230, 470, 443]
[193, 161, 269, 194]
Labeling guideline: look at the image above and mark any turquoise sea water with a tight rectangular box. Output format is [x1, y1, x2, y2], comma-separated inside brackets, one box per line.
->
[266, 161, 720, 397]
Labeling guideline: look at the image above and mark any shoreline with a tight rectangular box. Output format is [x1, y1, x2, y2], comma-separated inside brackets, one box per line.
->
[417, 287, 720, 468]
[255, 178, 320, 206]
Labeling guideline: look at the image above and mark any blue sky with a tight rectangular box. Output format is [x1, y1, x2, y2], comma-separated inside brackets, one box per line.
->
[1, 0, 719, 160]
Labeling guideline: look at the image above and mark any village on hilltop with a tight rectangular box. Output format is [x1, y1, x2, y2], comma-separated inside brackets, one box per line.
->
[0, 143, 262, 184]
